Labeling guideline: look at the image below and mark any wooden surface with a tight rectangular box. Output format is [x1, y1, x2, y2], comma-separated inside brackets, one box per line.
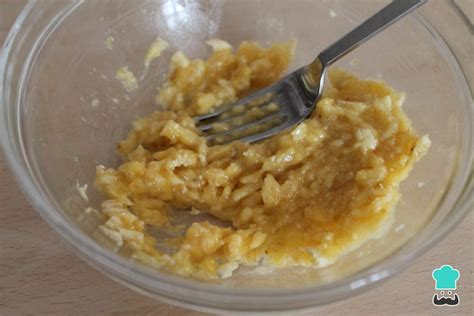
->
[1, 1, 472, 315]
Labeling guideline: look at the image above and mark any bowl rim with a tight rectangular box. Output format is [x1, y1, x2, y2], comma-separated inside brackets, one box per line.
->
[1, 0, 472, 313]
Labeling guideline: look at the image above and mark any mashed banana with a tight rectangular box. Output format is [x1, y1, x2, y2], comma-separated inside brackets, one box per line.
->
[94, 40, 430, 280]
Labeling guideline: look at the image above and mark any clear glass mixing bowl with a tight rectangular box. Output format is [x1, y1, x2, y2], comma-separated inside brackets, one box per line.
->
[1, 0, 472, 313]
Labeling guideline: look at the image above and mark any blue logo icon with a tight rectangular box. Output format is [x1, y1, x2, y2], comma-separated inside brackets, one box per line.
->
[432, 265, 460, 290]
[432, 265, 460, 306]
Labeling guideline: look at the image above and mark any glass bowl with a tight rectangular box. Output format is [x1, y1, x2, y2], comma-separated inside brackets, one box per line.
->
[1, 0, 472, 313]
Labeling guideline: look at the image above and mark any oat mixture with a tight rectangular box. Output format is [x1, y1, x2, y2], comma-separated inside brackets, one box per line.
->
[94, 40, 430, 280]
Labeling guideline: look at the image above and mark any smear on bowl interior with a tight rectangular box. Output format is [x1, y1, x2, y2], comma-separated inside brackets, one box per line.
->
[94, 39, 430, 280]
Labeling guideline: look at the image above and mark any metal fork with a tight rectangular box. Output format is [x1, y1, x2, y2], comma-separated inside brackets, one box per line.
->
[195, 0, 427, 145]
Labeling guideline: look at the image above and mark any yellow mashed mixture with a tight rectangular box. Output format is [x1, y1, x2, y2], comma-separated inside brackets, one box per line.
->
[94, 40, 430, 280]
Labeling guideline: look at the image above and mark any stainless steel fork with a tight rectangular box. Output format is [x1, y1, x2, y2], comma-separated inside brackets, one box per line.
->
[195, 0, 427, 145]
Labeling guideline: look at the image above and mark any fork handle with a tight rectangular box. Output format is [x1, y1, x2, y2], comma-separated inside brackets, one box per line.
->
[318, 0, 427, 67]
